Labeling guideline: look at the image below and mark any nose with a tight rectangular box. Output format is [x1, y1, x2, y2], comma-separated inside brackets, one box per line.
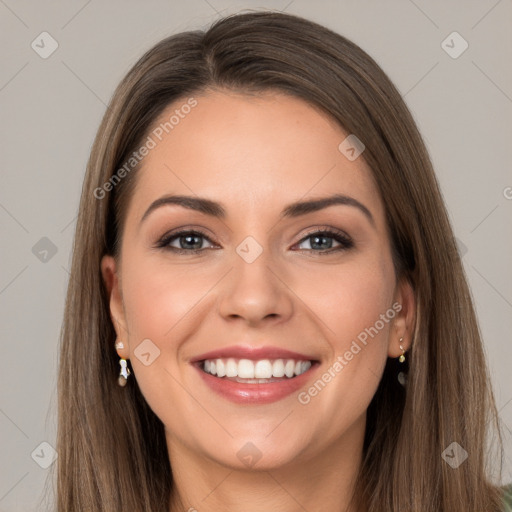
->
[218, 250, 294, 327]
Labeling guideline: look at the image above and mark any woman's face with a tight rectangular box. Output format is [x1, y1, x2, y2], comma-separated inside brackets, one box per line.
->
[102, 89, 413, 470]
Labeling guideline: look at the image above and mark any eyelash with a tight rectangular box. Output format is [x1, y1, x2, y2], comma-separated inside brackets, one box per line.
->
[155, 226, 354, 255]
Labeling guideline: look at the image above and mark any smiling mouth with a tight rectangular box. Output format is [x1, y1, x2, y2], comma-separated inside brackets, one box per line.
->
[198, 357, 318, 383]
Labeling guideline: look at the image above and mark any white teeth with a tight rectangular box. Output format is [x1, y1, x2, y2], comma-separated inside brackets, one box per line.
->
[238, 359, 254, 379]
[272, 359, 285, 377]
[301, 360, 312, 373]
[284, 359, 295, 378]
[225, 358, 238, 377]
[216, 359, 226, 377]
[254, 360, 272, 379]
[202, 357, 313, 379]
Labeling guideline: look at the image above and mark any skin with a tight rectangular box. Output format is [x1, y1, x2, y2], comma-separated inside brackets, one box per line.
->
[101, 89, 415, 512]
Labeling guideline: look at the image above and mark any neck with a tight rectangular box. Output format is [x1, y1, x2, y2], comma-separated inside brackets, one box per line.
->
[167, 413, 366, 512]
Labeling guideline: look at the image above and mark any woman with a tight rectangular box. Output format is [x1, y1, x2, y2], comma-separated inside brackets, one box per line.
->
[54, 10, 512, 511]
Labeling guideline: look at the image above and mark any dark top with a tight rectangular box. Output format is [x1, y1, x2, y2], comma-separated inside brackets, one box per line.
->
[503, 483, 512, 511]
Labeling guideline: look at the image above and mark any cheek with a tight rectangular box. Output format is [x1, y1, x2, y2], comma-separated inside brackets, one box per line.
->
[335, 265, 394, 346]
[121, 257, 214, 343]
[118, 257, 212, 436]
[294, 256, 396, 427]
[294, 254, 395, 351]
[298, 256, 392, 364]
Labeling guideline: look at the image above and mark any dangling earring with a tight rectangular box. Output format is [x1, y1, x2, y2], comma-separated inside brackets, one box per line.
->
[118, 358, 131, 387]
[398, 338, 406, 363]
[397, 337, 407, 387]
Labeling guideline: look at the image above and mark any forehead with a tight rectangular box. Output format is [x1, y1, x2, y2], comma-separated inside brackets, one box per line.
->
[127, 90, 385, 227]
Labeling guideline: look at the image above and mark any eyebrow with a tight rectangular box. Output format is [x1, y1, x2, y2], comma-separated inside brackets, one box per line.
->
[139, 193, 375, 227]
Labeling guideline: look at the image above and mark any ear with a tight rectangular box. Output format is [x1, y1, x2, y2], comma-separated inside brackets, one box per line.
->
[388, 276, 415, 358]
[101, 255, 130, 360]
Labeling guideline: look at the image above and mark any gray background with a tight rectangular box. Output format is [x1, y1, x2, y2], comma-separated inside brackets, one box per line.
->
[0, 0, 511, 510]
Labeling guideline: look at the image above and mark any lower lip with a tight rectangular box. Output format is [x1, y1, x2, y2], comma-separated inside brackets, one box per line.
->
[193, 362, 320, 404]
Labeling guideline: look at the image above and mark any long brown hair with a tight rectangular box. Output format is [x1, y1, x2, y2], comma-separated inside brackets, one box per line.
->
[50, 10, 507, 511]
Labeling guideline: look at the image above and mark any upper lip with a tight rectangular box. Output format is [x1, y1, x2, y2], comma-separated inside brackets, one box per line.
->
[190, 345, 319, 363]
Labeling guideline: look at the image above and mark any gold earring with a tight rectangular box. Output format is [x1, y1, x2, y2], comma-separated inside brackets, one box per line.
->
[397, 337, 407, 387]
[398, 337, 405, 363]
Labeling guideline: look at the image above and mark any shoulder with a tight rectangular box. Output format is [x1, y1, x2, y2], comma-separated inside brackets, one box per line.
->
[503, 483, 512, 511]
